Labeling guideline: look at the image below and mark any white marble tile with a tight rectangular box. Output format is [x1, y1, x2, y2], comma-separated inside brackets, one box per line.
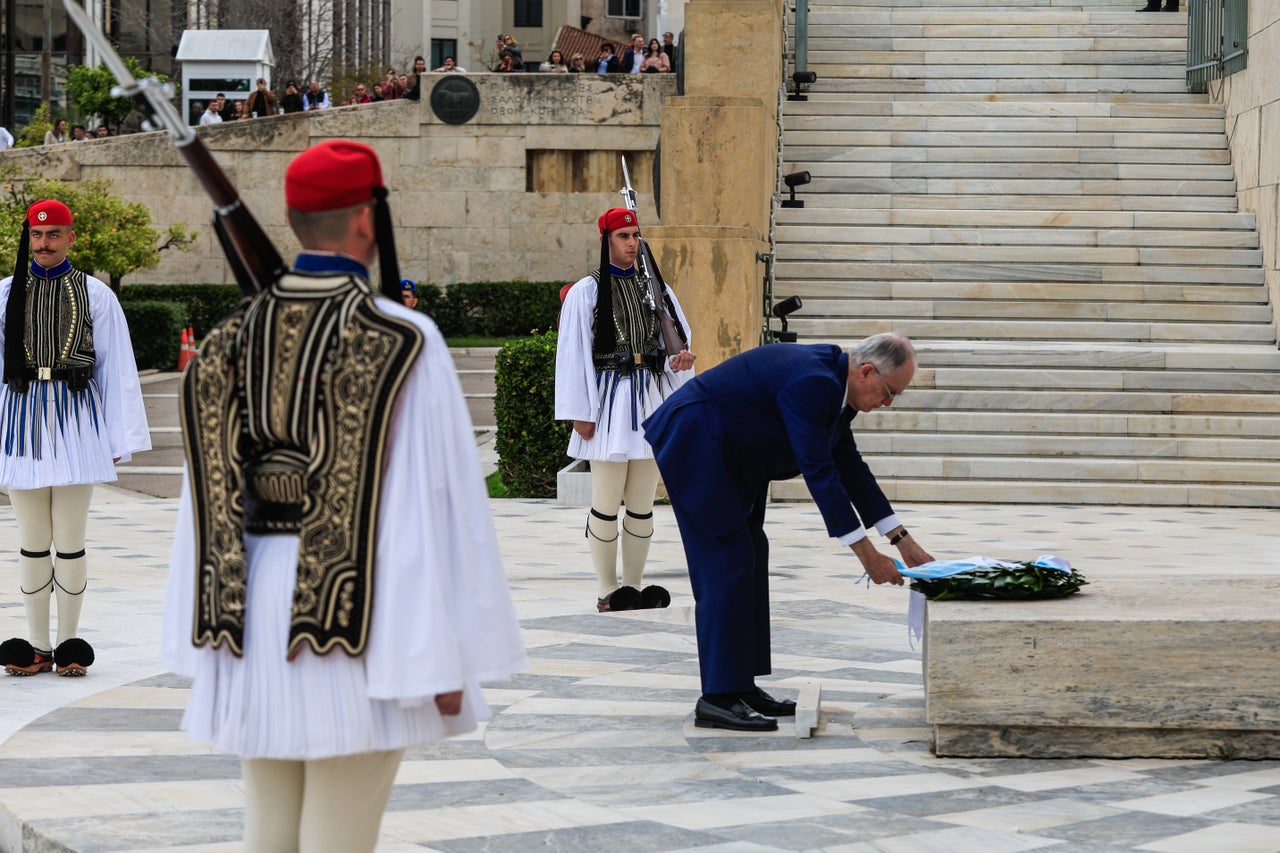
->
[704, 748, 897, 769]
[826, 825, 1062, 853]
[1116, 787, 1273, 816]
[483, 728, 688, 751]
[983, 766, 1150, 792]
[788, 772, 982, 802]
[67, 686, 191, 709]
[519, 761, 739, 789]
[0, 731, 218, 759]
[393, 759, 519, 785]
[1136, 822, 1280, 853]
[499, 697, 690, 717]
[933, 797, 1123, 831]
[4, 779, 244, 820]
[380, 799, 618, 844]
[619, 792, 861, 831]
[1192, 766, 1280, 790]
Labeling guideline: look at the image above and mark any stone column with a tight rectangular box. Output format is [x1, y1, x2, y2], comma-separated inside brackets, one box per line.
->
[650, 0, 782, 370]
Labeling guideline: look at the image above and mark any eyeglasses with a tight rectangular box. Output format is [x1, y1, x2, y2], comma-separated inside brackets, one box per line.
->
[872, 366, 904, 403]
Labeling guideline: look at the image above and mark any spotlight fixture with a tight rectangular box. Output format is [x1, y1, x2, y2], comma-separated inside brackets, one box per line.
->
[781, 170, 811, 209]
[771, 295, 803, 342]
[788, 70, 818, 101]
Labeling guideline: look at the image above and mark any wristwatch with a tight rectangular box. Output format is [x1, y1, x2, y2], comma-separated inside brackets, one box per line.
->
[888, 528, 909, 546]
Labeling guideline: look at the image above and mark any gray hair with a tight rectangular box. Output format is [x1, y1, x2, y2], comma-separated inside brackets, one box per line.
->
[852, 333, 915, 374]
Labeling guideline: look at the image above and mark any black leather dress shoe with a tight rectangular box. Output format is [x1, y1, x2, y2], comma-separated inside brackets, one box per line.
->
[694, 697, 778, 731]
[742, 688, 796, 717]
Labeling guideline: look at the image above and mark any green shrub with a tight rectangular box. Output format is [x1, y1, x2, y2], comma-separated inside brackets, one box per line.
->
[121, 283, 243, 337]
[121, 299, 188, 370]
[436, 280, 565, 337]
[494, 330, 572, 498]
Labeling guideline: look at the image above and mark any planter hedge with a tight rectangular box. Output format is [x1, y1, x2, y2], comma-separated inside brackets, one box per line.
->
[121, 284, 244, 337]
[121, 300, 188, 370]
[494, 330, 572, 498]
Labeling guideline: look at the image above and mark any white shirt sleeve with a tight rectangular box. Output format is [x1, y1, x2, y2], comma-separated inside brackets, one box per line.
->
[88, 278, 151, 463]
[554, 275, 601, 423]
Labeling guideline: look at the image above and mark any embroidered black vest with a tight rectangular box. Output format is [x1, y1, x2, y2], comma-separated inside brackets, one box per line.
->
[179, 274, 423, 658]
[591, 270, 662, 371]
[24, 267, 95, 372]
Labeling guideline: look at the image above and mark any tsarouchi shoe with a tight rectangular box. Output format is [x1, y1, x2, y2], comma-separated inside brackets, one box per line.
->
[640, 584, 671, 609]
[694, 697, 778, 732]
[596, 585, 642, 613]
[54, 638, 95, 677]
[0, 638, 54, 676]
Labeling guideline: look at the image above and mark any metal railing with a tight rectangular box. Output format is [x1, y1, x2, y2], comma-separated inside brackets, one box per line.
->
[1187, 0, 1248, 93]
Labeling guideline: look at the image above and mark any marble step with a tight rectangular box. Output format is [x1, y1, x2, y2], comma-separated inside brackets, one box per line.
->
[801, 22, 1187, 37]
[866, 409, 1280, 439]
[838, 455, 1280, 485]
[915, 367, 1280, 392]
[803, 37, 1189, 51]
[779, 261, 1263, 284]
[795, 179, 1235, 200]
[840, 386, 1280, 414]
[810, 63, 1185, 80]
[784, 116, 1225, 134]
[806, 9, 1190, 24]
[780, 281, 1268, 303]
[809, 91, 1209, 104]
[784, 101, 1223, 118]
[811, 78, 1190, 94]
[773, 476, 1280, 507]
[777, 245, 1261, 266]
[851, 432, 1280, 460]
[796, 195, 1241, 211]
[773, 208, 1255, 230]
[784, 146, 1230, 164]
[809, 51, 1186, 67]
[788, 318, 1276, 344]
[777, 225, 1256, 247]
[783, 130, 1225, 149]
[789, 163, 1237, 181]
[790, 298, 1272, 323]
[910, 340, 1280, 368]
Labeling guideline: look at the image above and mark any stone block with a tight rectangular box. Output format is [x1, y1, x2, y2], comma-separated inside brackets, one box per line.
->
[924, 575, 1280, 758]
[557, 459, 591, 506]
[795, 681, 822, 740]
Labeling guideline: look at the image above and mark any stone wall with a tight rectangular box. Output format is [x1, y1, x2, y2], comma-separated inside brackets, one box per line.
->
[1218, 2, 1280, 326]
[0, 73, 675, 287]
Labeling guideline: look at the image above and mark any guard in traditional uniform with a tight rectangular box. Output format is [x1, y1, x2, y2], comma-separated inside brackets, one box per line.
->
[161, 140, 526, 852]
[0, 199, 150, 677]
[555, 207, 696, 612]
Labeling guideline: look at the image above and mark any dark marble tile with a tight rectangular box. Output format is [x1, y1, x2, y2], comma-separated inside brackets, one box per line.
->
[1036, 777, 1197, 804]
[386, 778, 562, 811]
[1041, 812, 1215, 847]
[127, 672, 193, 689]
[402, 740, 497, 761]
[519, 613, 691, 637]
[755, 758, 940, 783]
[27, 807, 244, 852]
[524, 642, 692, 666]
[487, 746, 700, 768]
[1198, 795, 1280, 825]
[0, 754, 241, 787]
[23, 708, 184, 732]
[431, 821, 721, 853]
[717, 809, 951, 848]
[859, 785, 1047, 818]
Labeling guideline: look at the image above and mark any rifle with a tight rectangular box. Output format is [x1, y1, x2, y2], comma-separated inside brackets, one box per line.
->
[62, 0, 286, 297]
[618, 157, 687, 358]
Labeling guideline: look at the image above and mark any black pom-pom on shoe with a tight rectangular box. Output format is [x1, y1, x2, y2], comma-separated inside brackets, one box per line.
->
[54, 638, 94, 677]
[2, 638, 54, 675]
[640, 585, 671, 609]
[596, 585, 642, 612]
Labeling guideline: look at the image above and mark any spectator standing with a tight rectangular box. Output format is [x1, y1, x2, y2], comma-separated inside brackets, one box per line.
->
[495, 54, 516, 73]
[244, 78, 276, 117]
[0, 199, 150, 678]
[44, 119, 68, 145]
[622, 34, 646, 73]
[596, 44, 621, 73]
[640, 39, 670, 73]
[303, 81, 330, 110]
[351, 84, 372, 104]
[404, 56, 429, 100]
[198, 101, 223, 126]
[280, 81, 305, 114]
[381, 68, 402, 100]
[568, 53, 587, 73]
[371, 83, 385, 102]
[663, 32, 679, 74]
[540, 50, 569, 72]
[503, 35, 525, 69]
[71, 125, 88, 141]
[0, 126, 14, 151]
[94, 126, 109, 139]
[433, 56, 465, 73]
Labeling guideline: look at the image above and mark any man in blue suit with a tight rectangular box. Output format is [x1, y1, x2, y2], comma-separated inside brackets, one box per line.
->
[643, 333, 934, 731]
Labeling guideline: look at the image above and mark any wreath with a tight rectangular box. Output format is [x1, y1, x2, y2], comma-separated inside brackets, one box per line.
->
[907, 561, 1088, 602]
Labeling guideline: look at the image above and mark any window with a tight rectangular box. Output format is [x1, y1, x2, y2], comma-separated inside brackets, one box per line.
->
[188, 77, 251, 93]
[606, 0, 642, 18]
[514, 0, 542, 28]
[431, 38, 458, 70]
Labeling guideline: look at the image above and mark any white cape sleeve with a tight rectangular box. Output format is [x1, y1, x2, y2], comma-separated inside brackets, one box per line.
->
[554, 275, 600, 424]
[89, 279, 151, 463]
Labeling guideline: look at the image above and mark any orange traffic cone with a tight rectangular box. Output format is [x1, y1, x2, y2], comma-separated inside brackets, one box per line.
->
[178, 328, 191, 371]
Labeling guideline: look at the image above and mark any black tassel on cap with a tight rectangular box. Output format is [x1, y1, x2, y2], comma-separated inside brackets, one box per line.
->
[372, 187, 401, 299]
[4, 221, 30, 391]
[592, 234, 616, 356]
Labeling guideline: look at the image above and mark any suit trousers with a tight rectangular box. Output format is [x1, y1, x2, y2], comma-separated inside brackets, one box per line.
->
[669, 481, 774, 694]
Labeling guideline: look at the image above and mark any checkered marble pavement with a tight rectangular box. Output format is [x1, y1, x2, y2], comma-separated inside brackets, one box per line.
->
[2, 490, 1279, 852]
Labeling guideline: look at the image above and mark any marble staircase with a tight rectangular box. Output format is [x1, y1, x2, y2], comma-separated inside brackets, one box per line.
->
[774, 1, 1280, 506]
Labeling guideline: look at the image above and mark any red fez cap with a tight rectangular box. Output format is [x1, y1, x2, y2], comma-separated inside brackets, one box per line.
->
[598, 207, 638, 234]
[26, 200, 73, 227]
[285, 140, 384, 212]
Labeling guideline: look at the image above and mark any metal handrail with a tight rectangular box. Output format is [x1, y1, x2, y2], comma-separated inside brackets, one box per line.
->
[1187, 0, 1248, 93]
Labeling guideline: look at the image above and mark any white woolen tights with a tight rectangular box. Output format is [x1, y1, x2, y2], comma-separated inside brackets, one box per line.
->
[586, 458, 660, 598]
[9, 484, 94, 652]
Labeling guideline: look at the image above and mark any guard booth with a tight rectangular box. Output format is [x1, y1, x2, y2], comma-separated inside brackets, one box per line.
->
[175, 30, 274, 125]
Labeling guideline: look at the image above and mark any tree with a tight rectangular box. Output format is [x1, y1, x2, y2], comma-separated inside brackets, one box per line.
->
[0, 167, 196, 291]
[14, 103, 53, 149]
[66, 58, 176, 133]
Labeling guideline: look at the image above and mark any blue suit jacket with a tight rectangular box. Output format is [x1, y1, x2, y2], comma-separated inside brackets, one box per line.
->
[644, 343, 892, 538]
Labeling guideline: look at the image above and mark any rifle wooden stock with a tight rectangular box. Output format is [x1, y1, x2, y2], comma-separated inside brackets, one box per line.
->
[639, 239, 686, 358]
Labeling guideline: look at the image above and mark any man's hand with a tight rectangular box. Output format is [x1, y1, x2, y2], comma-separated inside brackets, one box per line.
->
[668, 350, 696, 372]
[897, 536, 934, 568]
[851, 538, 904, 585]
[434, 690, 463, 716]
[573, 420, 595, 439]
